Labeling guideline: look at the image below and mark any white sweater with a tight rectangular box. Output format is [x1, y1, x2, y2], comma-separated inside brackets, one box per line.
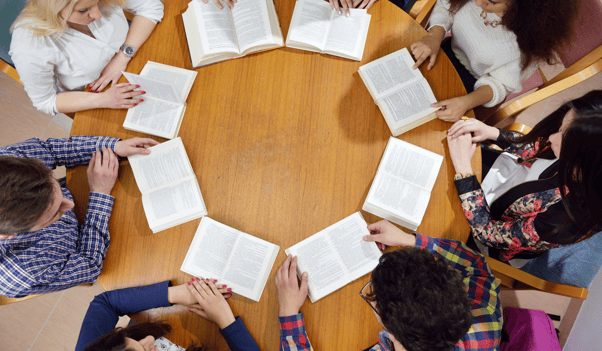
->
[428, 0, 537, 107]
[9, 0, 163, 115]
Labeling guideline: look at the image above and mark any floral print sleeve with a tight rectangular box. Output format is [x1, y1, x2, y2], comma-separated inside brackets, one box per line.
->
[454, 176, 563, 261]
[491, 129, 540, 162]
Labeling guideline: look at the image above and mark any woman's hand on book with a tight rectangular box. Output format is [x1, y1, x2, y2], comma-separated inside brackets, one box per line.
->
[97, 83, 144, 110]
[115, 137, 159, 157]
[432, 96, 472, 122]
[447, 119, 500, 143]
[353, 0, 378, 10]
[276, 255, 308, 317]
[447, 131, 476, 175]
[364, 220, 416, 250]
[201, 0, 236, 10]
[168, 278, 232, 306]
[330, 0, 353, 16]
[186, 278, 236, 329]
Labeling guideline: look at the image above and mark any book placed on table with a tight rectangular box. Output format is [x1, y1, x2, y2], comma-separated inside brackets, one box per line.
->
[285, 212, 382, 302]
[285, 0, 371, 61]
[128, 137, 207, 233]
[180, 217, 280, 302]
[122, 61, 197, 139]
[182, 0, 284, 68]
[358, 48, 439, 136]
[362, 137, 442, 231]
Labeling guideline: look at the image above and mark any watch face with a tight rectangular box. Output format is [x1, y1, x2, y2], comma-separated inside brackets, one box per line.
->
[125, 46, 134, 56]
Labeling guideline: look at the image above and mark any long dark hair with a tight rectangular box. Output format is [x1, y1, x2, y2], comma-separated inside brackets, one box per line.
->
[508, 90, 602, 239]
[447, 0, 575, 70]
[83, 322, 204, 351]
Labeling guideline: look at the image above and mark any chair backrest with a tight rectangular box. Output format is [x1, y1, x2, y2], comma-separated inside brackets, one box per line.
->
[0, 0, 28, 66]
[0, 294, 40, 305]
[557, 0, 602, 68]
[520, 232, 602, 289]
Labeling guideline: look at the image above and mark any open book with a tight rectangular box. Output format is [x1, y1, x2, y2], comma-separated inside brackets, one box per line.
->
[128, 137, 207, 233]
[181, 217, 280, 302]
[285, 212, 382, 302]
[285, 0, 371, 61]
[182, 0, 284, 68]
[363, 137, 442, 231]
[123, 62, 197, 139]
[359, 48, 439, 136]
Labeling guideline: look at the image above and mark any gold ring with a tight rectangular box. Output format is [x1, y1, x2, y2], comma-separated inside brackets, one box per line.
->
[460, 116, 469, 121]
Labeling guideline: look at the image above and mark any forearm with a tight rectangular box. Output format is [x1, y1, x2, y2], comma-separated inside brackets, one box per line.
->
[55, 91, 106, 113]
[463, 85, 494, 111]
[124, 16, 157, 53]
[425, 25, 446, 45]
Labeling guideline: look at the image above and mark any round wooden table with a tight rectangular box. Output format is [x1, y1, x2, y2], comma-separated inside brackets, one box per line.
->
[68, 0, 480, 350]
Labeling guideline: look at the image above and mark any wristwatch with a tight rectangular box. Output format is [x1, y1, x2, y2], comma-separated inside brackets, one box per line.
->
[119, 44, 136, 58]
[454, 173, 475, 181]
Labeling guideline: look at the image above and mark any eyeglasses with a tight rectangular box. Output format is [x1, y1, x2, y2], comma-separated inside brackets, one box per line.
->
[359, 280, 379, 316]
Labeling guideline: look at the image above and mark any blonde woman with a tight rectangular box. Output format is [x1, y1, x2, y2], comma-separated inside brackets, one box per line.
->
[9, 0, 163, 116]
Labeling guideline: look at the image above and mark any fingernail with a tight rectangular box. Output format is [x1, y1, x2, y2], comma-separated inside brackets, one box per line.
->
[227, 288, 232, 291]
[188, 309, 192, 312]
[134, 103, 138, 106]
[338, 10, 341, 15]
[346, 13, 350, 18]
[139, 99, 144, 102]
[187, 282, 191, 285]
[222, 284, 227, 288]
[205, 278, 210, 281]
[226, 294, 232, 297]
[213, 279, 218, 282]
[141, 91, 146, 94]
[136, 85, 140, 88]
[196, 278, 201, 281]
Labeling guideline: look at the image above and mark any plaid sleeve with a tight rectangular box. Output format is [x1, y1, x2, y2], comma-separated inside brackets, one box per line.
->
[0, 136, 119, 169]
[279, 313, 313, 351]
[14, 193, 114, 296]
[415, 234, 503, 350]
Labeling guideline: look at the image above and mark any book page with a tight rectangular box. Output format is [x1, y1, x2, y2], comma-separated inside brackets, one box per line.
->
[193, 0, 240, 54]
[359, 48, 423, 98]
[128, 138, 195, 194]
[222, 235, 277, 300]
[231, 0, 273, 53]
[323, 213, 381, 280]
[378, 79, 438, 127]
[124, 99, 183, 138]
[287, 0, 332, 50]
[287, 234, 348, 301]
[123, 72, 182, 104]
[323, 9, 367, 57]
[381, 138, 442, 190]
[366, 174, 431, 221]
[181, 217, 240, 278]
[143, 178, 206, 230]
[140, 61, 197, 101]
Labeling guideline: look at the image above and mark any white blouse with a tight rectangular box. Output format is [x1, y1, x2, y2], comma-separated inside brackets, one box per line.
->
[428, 0, 537, 107]
[9, 0, 163, 115]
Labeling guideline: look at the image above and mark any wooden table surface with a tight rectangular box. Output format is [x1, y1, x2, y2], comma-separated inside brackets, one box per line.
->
[68, 0, 480, 350]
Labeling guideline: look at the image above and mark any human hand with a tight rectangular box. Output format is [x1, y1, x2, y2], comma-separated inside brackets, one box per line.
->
[97, 83, 144, 110]
[363, 220, 416, 250]
[168, 278, 232, 306]
[89, 53, 130, 92]
[447, 131, 476, 174]
[432, 96, 471, 122]
[186, 278, 236, 329]
[330, 0, 353, 16]
[410, 35, 442, 70]
[352, 0, 378, 10]
[87, 148, 119, 195]
[201, 0, 236, 10]
[114, 138, 159, 157]
[275, 255, 308, 317]
[447, 119, 500, 143]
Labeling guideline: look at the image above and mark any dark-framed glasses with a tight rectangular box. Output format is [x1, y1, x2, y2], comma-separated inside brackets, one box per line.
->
[359, 280, 379, 316]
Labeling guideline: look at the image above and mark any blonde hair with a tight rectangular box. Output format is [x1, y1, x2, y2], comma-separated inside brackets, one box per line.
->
[11, 0, 126, 37]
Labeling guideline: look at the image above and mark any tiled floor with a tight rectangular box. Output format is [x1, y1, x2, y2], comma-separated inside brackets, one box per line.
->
[1, 66, 601, 350]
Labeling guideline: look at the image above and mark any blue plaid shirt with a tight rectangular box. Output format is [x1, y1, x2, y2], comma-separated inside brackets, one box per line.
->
[0, 136, 119, 297]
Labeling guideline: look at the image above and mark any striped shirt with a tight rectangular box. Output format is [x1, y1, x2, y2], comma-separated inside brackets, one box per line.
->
[278, 234, 502, 351]
[0, 136, 119, 297]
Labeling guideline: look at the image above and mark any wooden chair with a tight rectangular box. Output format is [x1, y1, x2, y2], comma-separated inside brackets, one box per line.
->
[482, 45, 602, 126]
[488, 258, 589, 300]
[408, 0, 437, 28]
[0, 294, 41, 305]
[0, 58, 22, 85]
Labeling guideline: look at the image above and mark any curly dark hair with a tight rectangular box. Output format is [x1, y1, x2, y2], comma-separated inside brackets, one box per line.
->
[0, 156, 55, 234]
[83, 322, 204, 351]
[367, 248, 472, 351]
[447, 0, 576, 70]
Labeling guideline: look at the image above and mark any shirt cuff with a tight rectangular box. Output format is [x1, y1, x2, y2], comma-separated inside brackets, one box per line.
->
[87, 192, 115, 217]
[474, 76, 507, 107]
[279, 312, 307, 336]
[98, 137, 120, 151]
[454, 175, 480, 196]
